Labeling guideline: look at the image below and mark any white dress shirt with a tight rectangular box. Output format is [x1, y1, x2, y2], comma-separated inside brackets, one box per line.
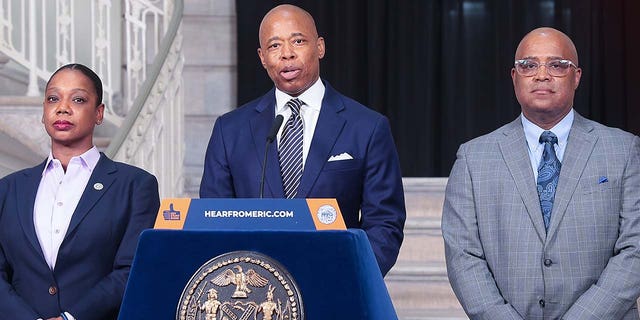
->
[33, 146, 100, 270]
[33, 147, 99, 320]
[521, 109, 574, 180]
[275, 78, 325, 167]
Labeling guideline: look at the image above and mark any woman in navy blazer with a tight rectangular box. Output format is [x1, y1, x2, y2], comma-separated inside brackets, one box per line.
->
[0, 64, 160, 320]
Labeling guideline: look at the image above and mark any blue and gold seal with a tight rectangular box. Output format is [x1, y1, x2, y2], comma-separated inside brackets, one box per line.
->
[177, 251, 304, 320]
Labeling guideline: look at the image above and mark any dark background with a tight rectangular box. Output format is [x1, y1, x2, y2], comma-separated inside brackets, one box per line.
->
[236, 0, 640, 177]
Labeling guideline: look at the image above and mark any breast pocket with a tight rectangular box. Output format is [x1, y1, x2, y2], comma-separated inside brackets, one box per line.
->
[322, 159, 363, 172]
[581, 179, 618, 195]
[316, 159, 364, 200]
[579, 179, 621, 215]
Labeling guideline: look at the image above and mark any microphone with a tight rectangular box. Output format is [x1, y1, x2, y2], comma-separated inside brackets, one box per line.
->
[260, 115, 284, 198]
[266, 114, 284, 143]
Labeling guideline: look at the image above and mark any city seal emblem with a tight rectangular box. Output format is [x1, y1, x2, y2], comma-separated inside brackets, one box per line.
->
[316, 204, 337, 225]
[177, 251, 304, 320]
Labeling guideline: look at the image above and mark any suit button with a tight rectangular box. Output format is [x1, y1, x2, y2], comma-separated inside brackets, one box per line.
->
[539, 299, 545, 307]
[544, 259, 552, 267]
[48, 286, 57, 295]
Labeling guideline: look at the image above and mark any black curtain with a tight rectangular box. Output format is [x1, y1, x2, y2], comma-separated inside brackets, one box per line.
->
[236, 0, 640, 177]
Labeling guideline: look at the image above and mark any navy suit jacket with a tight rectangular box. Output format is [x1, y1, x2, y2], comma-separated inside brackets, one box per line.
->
[0, 154, 160, 320]
[200, 81, 406, 275]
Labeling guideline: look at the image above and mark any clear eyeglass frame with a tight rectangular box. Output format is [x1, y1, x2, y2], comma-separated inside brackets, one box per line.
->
[514, 59, 578, 77]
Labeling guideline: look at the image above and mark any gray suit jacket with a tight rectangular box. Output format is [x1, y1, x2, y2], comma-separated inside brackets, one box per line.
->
[442, 112, 640, 319]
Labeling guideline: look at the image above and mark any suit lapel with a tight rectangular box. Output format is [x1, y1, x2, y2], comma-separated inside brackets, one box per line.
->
[16, 162, 47, 257]
[498, 118, 547, 241]
[546, 113, 596, 237]
[65, 154, 117, 238]
[250, 90, 285, 197]
[297, 84, 346, 198]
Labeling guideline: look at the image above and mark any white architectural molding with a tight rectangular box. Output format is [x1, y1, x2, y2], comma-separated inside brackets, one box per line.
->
[0, 0, 185, 197]
[0, 99, 49, 157]
[111, 30, 184, 197]
[124, 0, 167, 114]
[0, 0, 122, 125]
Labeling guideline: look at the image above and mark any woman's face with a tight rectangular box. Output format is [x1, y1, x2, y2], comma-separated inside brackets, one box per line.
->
[42, 69, 104, 151]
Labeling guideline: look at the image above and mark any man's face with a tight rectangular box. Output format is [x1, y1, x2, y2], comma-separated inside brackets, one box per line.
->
[511, 30, 581, 126]
[257, 9, 325, 96]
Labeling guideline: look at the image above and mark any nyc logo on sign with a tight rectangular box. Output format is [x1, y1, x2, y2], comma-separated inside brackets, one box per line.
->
[163, 203, 181, 221]
[154, 199, 191, 229]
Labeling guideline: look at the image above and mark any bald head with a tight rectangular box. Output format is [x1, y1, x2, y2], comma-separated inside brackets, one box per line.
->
[511, 27, 582, 129]
[256, 4, 325, 96]
[515, 27, 579, 65]
[259, 5, 318, 47]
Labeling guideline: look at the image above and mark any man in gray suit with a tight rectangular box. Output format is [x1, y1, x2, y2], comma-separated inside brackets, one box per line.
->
[442, 27, 640, 319]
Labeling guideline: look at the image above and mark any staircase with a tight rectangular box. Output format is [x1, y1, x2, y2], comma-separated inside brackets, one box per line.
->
[0, 55, 45, 173]
[0, 95, 45, 176]
[386, 178, 467, 319]
[0, 0, 185, 198]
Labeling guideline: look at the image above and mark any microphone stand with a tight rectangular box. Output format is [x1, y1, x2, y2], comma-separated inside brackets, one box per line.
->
[260, 115, 284, 198]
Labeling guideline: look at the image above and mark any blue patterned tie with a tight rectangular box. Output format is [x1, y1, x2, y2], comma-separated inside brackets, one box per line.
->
[279, 99, 304, 198]
[537, 131, 561, 232]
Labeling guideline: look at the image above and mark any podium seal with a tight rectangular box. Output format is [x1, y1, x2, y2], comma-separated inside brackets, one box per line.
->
[316, 204, 337, 225]
[177, 251, 304, 320]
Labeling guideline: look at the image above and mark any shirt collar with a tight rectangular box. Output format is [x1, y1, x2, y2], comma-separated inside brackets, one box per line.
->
[275, 78, 325, 113]
[521, 109, 574, 150]
[42, 146, 101, 175]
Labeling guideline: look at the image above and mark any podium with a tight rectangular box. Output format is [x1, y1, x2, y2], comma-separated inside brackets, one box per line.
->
[118, 199, 398, 319]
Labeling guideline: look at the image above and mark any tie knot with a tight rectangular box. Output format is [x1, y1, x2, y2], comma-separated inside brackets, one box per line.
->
[286, 98, 303, 116]
[539, 130, 558, 145]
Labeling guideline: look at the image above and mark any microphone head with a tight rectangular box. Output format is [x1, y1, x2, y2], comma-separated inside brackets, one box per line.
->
[267, 114, 284, 143]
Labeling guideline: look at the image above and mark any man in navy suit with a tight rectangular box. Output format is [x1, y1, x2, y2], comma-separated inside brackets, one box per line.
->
[200, 4, 405, 276]
[0, 64, 159, 320]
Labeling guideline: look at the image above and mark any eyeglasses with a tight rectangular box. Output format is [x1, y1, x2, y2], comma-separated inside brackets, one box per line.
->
[514, 59, 578, 77]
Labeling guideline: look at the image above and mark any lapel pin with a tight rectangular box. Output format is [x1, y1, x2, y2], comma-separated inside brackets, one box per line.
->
[598, 176, 608, 184]
[94, 182, 104, 190]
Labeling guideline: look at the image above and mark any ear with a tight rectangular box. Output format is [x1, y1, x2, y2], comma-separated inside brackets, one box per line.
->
[257, 47, 267, 69]
[573, 67, 582, 90]
[511, 68, 517, 86]
[96, 103, 105, 125]
[317, 37, 325, 59]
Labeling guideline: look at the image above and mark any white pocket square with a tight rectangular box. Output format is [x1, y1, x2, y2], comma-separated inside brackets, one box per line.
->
[328, 152, 353, 162]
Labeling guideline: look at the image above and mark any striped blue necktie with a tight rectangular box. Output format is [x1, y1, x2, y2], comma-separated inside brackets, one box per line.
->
[279, 98, 304, 198]
[537, 130, 561, 232]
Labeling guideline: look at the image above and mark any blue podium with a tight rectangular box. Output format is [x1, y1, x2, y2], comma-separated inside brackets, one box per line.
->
[118, 199, 398, 319]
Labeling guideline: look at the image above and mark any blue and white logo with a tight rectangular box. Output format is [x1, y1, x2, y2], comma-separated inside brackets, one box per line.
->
[316, 205, 337, 225]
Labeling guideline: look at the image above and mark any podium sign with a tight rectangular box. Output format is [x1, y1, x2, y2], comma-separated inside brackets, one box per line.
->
[120, 198, 398, 319]
[154, 198, 346, 231]
[120, 230, 398, 320]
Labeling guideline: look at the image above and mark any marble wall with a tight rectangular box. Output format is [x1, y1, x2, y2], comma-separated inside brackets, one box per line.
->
[182, 0, 237, 196]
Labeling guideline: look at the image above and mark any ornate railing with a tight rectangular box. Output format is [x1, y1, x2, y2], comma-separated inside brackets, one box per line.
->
[106, 0, 184, 198]
[0, 0, 185, 197]
[0, 0, 120, 123]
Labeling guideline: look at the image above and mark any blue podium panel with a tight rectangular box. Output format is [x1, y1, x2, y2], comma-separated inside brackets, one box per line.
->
[119, 229, 397, 320]
[154, 198, 346, 231]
